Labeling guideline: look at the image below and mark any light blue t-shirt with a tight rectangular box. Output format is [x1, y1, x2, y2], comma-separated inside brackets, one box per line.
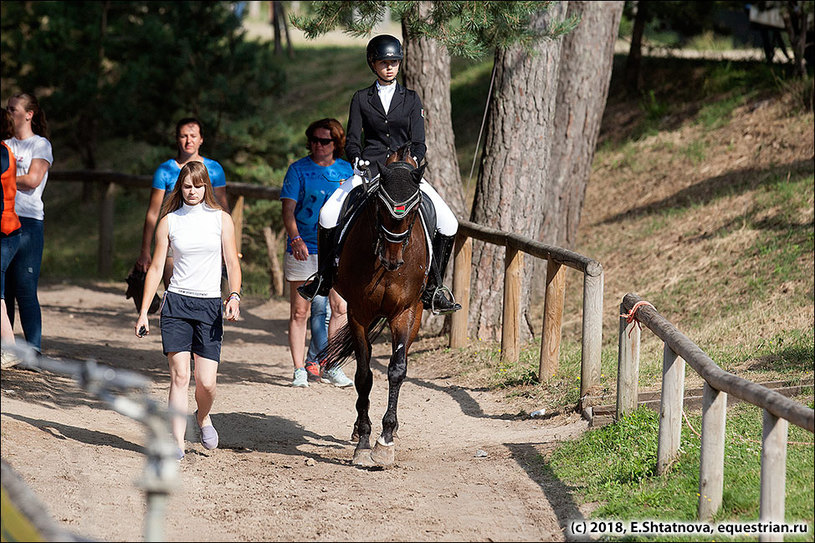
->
[280, 156, 352, 253]
[151, 157, 226, 191]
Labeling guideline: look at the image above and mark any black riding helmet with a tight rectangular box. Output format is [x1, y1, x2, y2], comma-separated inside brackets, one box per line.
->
[366, 34, 403, 75]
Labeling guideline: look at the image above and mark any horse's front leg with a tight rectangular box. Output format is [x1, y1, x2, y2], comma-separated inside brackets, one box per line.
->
[371, 306, 421, 466]
[348, 317, 375, 467]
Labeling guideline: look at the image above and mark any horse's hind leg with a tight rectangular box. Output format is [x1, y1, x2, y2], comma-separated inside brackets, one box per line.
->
[348, 319, 374, 467]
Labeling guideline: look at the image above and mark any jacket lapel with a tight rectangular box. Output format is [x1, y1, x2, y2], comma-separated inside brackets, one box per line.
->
[367, 83, 386, 117]
[388, 83, 406, 114]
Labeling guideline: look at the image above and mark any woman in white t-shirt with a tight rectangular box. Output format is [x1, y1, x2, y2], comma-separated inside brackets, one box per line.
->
[135, 161, 242, 461]
[3, 93, 53, 352]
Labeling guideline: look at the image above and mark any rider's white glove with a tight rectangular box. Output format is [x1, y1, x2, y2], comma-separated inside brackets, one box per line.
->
[353, 157, 370, 178]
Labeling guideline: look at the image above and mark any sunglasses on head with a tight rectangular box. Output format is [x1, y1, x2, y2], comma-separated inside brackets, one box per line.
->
[309, 137, 334, 146]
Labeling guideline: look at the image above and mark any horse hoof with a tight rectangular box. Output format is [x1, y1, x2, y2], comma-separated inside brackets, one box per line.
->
[371, 437, 395, 466]
[352, 448, 375, 467]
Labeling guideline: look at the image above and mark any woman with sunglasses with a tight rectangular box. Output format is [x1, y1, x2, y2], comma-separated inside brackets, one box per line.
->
[298, 35, 460, 315]
[280, 118, 353, 388]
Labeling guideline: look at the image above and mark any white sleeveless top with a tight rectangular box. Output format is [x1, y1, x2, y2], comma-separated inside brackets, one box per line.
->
[166, 203, 223, 298]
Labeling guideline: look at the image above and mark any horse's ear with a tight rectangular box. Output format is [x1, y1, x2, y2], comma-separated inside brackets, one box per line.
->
[411, 162, 426, 185]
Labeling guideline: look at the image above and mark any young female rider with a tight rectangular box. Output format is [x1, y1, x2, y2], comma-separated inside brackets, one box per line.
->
[298, 34, 460, 315]
[135, 161, 241, 460]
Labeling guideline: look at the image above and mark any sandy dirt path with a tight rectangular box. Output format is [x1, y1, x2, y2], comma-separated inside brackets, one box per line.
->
[1, 281, 590, 541]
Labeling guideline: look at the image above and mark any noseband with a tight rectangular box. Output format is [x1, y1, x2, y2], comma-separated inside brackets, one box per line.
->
[375, 162, 422, 253]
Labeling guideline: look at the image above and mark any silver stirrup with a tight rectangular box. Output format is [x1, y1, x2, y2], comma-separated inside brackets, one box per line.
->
[430, 285, 460, 315]
[298, 272, 323, 301]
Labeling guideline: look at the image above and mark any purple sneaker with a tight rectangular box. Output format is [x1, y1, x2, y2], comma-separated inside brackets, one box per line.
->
[195, 411, 219, 450]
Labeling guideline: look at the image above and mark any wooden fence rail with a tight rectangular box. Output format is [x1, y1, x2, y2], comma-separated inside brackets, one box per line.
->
[452, 220, 604, 411]
[50, 170, 604, 413]
[617, 293, 814, 541]
[49, 170, 279, 275]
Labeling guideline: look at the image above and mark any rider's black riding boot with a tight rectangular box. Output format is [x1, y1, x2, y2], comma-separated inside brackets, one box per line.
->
[421, 233, 461, 314]
[297, 225, 337, 301]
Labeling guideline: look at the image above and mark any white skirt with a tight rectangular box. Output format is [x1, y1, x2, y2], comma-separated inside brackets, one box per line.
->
[283, 253, 318, 282]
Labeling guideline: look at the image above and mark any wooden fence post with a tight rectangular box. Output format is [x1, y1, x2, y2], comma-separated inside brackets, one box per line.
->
[698, 383, 727, 521]
[616, 303, 640, 419]
[262, 226, 284, 297]
[540, 260, 566, 380]
[98, 181, 115, 276]
[231, 195, 245, 255]
[657, 344, 685, 474]
[581, 267, 603, 402]
[450, 235, 472, 349]
[759, 409, 788, 542]
[501, 246, 521, 364]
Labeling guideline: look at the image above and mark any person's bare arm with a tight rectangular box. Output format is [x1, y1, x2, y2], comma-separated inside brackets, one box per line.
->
[221, 212, 242, 321]
[15, 158, 50, 190]
[214, 186, 230, 213]
[135, 216, 169, 336]
[136, 188, 166, 272]
[282, 198, 308, 261]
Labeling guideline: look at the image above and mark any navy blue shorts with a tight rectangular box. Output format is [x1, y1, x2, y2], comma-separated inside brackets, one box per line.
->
[160, 291, 223, 361]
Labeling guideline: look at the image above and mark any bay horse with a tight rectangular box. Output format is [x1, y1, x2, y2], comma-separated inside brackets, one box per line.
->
[320, 146, 430, 467]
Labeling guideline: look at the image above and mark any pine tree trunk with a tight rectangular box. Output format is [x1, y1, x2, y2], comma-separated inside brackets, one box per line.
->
[401, 4, 467, 334]
[271, 1, 283, 56]
[546, 1, 622, 248]
[468, 2, 567, 341]
[400, 9, 466, 218]
[529, 1, 622, 301]
[625, 0, 647, 94]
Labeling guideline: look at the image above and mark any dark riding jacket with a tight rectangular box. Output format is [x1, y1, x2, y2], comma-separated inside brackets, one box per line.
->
[345, 82, 427, 177]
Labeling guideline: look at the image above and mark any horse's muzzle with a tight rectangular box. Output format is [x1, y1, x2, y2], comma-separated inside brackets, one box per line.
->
[379, 253, 404, 271]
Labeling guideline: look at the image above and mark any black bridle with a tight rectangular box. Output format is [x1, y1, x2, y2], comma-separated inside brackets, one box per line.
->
[376, 201, 419, 250]
[374, 162, 422, 255]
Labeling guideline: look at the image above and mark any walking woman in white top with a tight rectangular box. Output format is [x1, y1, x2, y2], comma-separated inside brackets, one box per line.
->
[135, 161, 241, 461]
[3, 93, 53, 352]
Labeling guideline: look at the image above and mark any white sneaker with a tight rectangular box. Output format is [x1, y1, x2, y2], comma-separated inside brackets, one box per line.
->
[1, 350, 20, 369]
[321, 366, 353, 388]
[292, 367, 309, 387]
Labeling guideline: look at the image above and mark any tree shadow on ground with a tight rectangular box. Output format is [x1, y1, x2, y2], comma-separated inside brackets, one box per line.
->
[4, 412, 144, 454]
[210, 411, 351, 467]
[505, 442, 590, 542]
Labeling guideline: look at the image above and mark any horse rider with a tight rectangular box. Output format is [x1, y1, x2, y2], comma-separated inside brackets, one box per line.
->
[298, 34, 461, 315]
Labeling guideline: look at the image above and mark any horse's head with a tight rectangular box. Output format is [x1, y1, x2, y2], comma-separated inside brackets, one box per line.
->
[374, 158, 425, 271]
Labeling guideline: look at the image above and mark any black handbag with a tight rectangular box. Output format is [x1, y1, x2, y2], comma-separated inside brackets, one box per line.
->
[125, 265, 161, 314]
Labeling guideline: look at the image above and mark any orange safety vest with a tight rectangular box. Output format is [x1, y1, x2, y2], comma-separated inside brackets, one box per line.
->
[1, 141, 21, 236]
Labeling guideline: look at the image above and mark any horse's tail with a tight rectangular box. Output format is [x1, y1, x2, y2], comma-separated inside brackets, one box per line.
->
[319, 318, 388, 373]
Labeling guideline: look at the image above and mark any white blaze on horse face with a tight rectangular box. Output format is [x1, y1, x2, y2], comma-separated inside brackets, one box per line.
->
[395, 343, 404, 353]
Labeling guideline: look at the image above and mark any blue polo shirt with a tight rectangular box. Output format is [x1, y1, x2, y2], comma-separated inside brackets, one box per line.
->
[280, 156, 352, 253]
[152, 157, 226, 191]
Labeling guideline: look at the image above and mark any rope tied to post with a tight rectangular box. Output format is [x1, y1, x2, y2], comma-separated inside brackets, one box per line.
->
[621, 300, 655, 337]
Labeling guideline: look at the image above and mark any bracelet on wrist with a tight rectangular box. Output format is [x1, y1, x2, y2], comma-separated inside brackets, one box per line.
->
[227, 291, 241, 302]
[291, 235, 302, 243]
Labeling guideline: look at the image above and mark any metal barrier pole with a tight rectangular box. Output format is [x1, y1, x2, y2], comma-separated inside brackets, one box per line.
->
[7, 343, 178, 542]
